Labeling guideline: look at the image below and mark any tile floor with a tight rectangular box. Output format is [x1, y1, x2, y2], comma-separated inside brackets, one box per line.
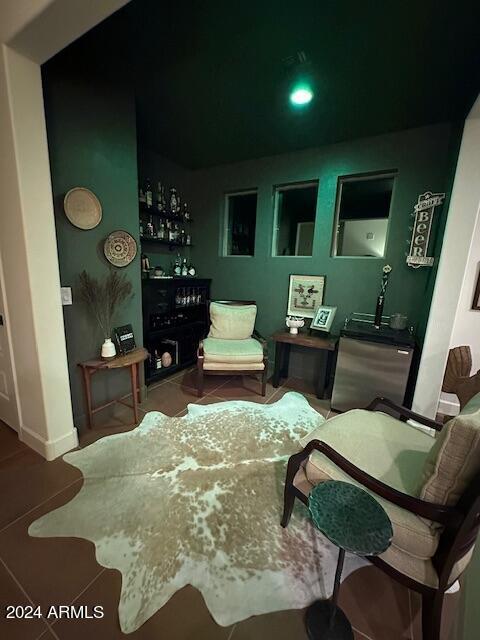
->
[0, 369, 460, 639]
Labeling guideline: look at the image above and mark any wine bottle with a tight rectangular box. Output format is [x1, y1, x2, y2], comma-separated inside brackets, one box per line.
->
[174, 254, 182, 276]
[169, 188, 178, 216]
[156, 182, 163, 211]
[145, 179, 153, 208]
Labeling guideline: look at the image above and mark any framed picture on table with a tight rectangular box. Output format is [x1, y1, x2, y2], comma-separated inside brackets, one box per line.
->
[311, 305, 337, 333]
[287, 274, 325, 319]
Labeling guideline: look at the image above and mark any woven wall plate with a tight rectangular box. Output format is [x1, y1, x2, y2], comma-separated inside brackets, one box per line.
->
[64, 187, 102, 230]
[104, 230, 137, 268]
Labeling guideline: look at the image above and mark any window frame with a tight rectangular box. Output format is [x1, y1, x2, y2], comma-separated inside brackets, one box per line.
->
[221, 189, 258, 258]
[330, 170, 397, 259]
[271, 180, 319, 258]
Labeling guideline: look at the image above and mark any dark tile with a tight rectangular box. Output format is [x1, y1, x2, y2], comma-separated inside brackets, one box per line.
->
[0, 482, 104, 612]
[232, 609, 307, 639]
[51, 572, 233, 640]
[211, 376, 276, 403]
[282, 377, 317, 396]
[78, 423, 138, 448]
[338, 565, 412, 639]
[0, 421, 26, 462]
[0, 447, 44, 472]
[0, 559, 52, 640]
[140, 381, 199, 415]
[172, 368, 232, 395]
[0, 454, 82, 531]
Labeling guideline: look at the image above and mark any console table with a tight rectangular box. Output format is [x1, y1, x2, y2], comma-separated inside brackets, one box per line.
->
[271, 331, 338, 399]
[78, 347, 148, 428]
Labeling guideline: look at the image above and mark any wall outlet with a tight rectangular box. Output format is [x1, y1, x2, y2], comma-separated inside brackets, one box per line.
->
[61, 287, 72, 306]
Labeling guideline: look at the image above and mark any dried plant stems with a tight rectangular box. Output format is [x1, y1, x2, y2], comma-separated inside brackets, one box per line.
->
[78, 270, 133, 338]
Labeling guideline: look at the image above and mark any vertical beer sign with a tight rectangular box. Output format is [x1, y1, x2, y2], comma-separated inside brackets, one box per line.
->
[406, 191, 445, 268]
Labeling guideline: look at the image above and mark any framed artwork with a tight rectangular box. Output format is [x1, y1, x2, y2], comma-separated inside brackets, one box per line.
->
[287, 274, 325, 318]
[311, 305, 337, 333]
[472, 269, 480, 310]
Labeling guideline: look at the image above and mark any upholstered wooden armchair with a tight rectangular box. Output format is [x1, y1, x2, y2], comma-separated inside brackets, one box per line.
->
[197, 300, 268, 398]
[282, 395, 480, 640]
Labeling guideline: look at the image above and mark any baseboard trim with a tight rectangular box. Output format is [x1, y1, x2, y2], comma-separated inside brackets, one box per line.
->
[20, 425, 79, 461]
[438, 398, 460, 417]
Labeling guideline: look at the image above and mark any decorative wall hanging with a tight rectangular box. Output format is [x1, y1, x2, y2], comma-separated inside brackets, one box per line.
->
[406, 191, 445, 268]
[287, 274, 325, 318]
[64, 187, 102, 230]
[104, 230, 137, 267]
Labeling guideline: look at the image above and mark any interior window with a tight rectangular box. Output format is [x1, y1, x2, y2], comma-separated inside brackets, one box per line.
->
[273, 182, 318, 256]
[223, 191, 257, 256]
[332, 174, 395, 257]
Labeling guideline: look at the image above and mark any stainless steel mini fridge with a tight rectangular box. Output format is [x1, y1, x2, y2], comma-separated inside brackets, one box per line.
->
[331, 321, 414, 413]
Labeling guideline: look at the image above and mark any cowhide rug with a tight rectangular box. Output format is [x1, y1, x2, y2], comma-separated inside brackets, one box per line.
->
[29, 391, 365, 633]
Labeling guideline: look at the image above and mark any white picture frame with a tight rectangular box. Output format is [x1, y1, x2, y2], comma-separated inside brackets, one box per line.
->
[287, 274, 325, 319]
[311, 305, 337, 333]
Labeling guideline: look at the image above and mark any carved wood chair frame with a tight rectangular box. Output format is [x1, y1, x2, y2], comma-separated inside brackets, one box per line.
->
[281, 397, 480, 640]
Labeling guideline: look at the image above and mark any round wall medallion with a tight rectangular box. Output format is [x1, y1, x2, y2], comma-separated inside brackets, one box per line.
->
[64, 187, 102, 230]
[104, 230, 137, 268]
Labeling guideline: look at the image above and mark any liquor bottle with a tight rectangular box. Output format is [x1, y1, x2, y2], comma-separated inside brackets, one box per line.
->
[188, 262, 196, 277]
[147, 215, 155, 236]
[139, 218, 144, 237]
[156, 182, 163, 212]
[145, 179, 153, 208]
[169, 188, 178, 216]
[139, 187, 146, 204]
[181, 257, 188, 277]
[158, 221, 166, 240]
[186, 233, 191, 246]
[180, 228, 186, 245]
[183, 202, 190, 220]
[174, 254, 182, 276]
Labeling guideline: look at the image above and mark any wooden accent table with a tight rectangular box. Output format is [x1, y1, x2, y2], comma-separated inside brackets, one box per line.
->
[271, 331, 338, 399]
[78, 347, 148, 428]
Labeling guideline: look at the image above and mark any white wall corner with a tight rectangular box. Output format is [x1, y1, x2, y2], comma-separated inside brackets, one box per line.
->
[413, 94, 480, 418]
[20, 423, 79, 461]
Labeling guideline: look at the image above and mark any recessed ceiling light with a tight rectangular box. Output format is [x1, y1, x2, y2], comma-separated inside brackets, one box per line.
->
[290, 85, 313, 106]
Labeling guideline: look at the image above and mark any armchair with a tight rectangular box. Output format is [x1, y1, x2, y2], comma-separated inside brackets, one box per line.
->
[197, 300, 268, 397]
[282, 396, 480, 640]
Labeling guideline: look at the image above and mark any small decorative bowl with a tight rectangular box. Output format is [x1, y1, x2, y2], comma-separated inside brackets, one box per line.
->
[286, 316, 305, 335]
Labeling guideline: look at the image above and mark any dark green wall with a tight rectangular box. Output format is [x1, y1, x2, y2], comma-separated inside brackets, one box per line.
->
[43, 25, 142, 430]
[190, 123, 457, 356]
